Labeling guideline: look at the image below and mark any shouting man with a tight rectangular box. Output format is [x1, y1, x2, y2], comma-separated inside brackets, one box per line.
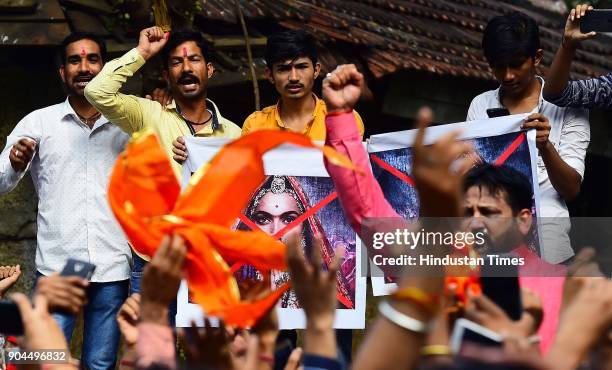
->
[85, 27, 241, 180]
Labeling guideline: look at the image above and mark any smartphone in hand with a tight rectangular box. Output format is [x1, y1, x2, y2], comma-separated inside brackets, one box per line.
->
[581, 10, 612, 33]
[0, 300, 24, 335]
[480, 261, 523, 321]
[450, 318, 503, 354]
[60, 259, 96, 280]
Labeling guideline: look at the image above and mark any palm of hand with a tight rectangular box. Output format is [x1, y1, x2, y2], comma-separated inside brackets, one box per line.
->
[565, 21, 583, 41]
[305, 276, 335, 313]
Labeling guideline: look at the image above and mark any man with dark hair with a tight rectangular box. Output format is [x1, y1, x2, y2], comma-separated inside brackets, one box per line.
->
[60, 32, 107, 65]
[467, 12, 590, 264]
[85, 27, 241, 324]
[0, 33, 130, 370]
[242, 29, 364, 139]
[461, 164, 564, 352]
[462, 164, 534, 255]
[170, 29, 365, 162]
[316, 63, 565, 353]
[464, 164, 533, 214]
[85, 27, 241, 180]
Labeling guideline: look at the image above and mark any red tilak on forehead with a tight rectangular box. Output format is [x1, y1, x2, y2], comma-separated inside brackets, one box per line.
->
[80, 47, 86, 56]
[182, 47, 188, 57]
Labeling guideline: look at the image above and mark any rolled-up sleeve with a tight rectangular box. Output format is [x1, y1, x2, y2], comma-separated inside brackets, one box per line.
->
[559, 108, 590, 180]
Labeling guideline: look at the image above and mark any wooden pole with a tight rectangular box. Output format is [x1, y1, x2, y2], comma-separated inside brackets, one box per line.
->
[235, 0, 261, 111]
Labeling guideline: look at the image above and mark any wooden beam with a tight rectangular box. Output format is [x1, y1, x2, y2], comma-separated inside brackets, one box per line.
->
[0, 22, 70, 45]
[209, 68, 266, 88]
[0, 0, 36, 13]
[0, 0, 65, 21]
[202, 33, 267, 48]
[59, 0, 113, 14]
[65, 10, 108, 35]
[214, 37, 267, 48]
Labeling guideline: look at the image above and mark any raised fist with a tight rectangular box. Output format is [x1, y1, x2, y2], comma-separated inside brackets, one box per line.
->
[322, 64, 364, 114]
[137, 27, 169, 61]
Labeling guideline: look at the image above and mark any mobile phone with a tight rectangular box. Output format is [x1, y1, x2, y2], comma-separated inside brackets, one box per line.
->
[480, 261, 522, 320]
[0, 300, 24, 335]
[450, 318, 503, 354]
[486, 108, 510, 118]
[60, 259, 96, 280]
[581, 10, 612, 33]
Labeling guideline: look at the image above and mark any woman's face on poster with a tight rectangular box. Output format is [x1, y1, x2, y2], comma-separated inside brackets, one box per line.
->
[251, 192, 304, 239]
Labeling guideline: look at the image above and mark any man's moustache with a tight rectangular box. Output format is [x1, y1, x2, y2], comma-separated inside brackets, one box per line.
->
[178, 74, 200, 84]
[73, 74, 95, 82]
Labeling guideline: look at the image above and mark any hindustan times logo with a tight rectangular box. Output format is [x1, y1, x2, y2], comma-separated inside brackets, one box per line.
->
[372, 229, 486, 250]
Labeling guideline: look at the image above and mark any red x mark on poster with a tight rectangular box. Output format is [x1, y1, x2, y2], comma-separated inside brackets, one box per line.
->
[369, 132, 526, 187]
[232, 186, 355, 309]
[231, 188, 338, 271]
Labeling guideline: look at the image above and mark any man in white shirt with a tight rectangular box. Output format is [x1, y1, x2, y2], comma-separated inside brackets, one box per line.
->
[0, 33, 130, 370]
[466, 12, 590, 264]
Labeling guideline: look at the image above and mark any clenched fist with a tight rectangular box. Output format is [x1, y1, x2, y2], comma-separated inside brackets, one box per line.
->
[322, 64, 364, 114]
[9, 137, 36, 172]
[136, 27, 169, 61]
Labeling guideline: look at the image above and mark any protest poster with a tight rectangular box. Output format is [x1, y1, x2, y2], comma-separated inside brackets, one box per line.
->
[176, 137, 366, 329]
[367, 114, 541, 296]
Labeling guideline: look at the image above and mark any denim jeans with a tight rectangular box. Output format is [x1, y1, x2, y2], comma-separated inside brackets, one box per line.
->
[130, 251, 177, 326]
[34, 273, 129, 370]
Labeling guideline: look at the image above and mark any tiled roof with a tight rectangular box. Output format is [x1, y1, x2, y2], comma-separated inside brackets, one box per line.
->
[195, 0, 612, 81]
[1, 0, 610, 83]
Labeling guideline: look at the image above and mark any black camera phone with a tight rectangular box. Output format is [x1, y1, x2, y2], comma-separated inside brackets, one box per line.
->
[0, 300, 24, 335]
[60, 259, 96, 280]
[486, 108, 510, 118]
[480, 261, 523, 321]
[581, 10, 612, 33]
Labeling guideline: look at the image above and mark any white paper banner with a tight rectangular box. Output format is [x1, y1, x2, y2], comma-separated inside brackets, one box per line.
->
[176, 137, 366, 329]
[367, 114, 541, 296]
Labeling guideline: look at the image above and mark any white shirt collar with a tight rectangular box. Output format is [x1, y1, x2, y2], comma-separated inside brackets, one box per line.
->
[60, 97, 109, 127]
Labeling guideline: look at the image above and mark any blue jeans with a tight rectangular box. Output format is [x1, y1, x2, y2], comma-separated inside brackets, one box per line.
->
[34, 274, 129, 370]
[130, 252, 177, 326]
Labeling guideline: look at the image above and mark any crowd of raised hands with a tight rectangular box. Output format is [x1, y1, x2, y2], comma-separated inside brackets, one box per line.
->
[3, 231, 611, 370]
[1, 51, 612, 370]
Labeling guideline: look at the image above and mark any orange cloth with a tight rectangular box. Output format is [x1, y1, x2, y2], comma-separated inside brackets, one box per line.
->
[242, 94, 365, 140]
[107, 129, 356, 327]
